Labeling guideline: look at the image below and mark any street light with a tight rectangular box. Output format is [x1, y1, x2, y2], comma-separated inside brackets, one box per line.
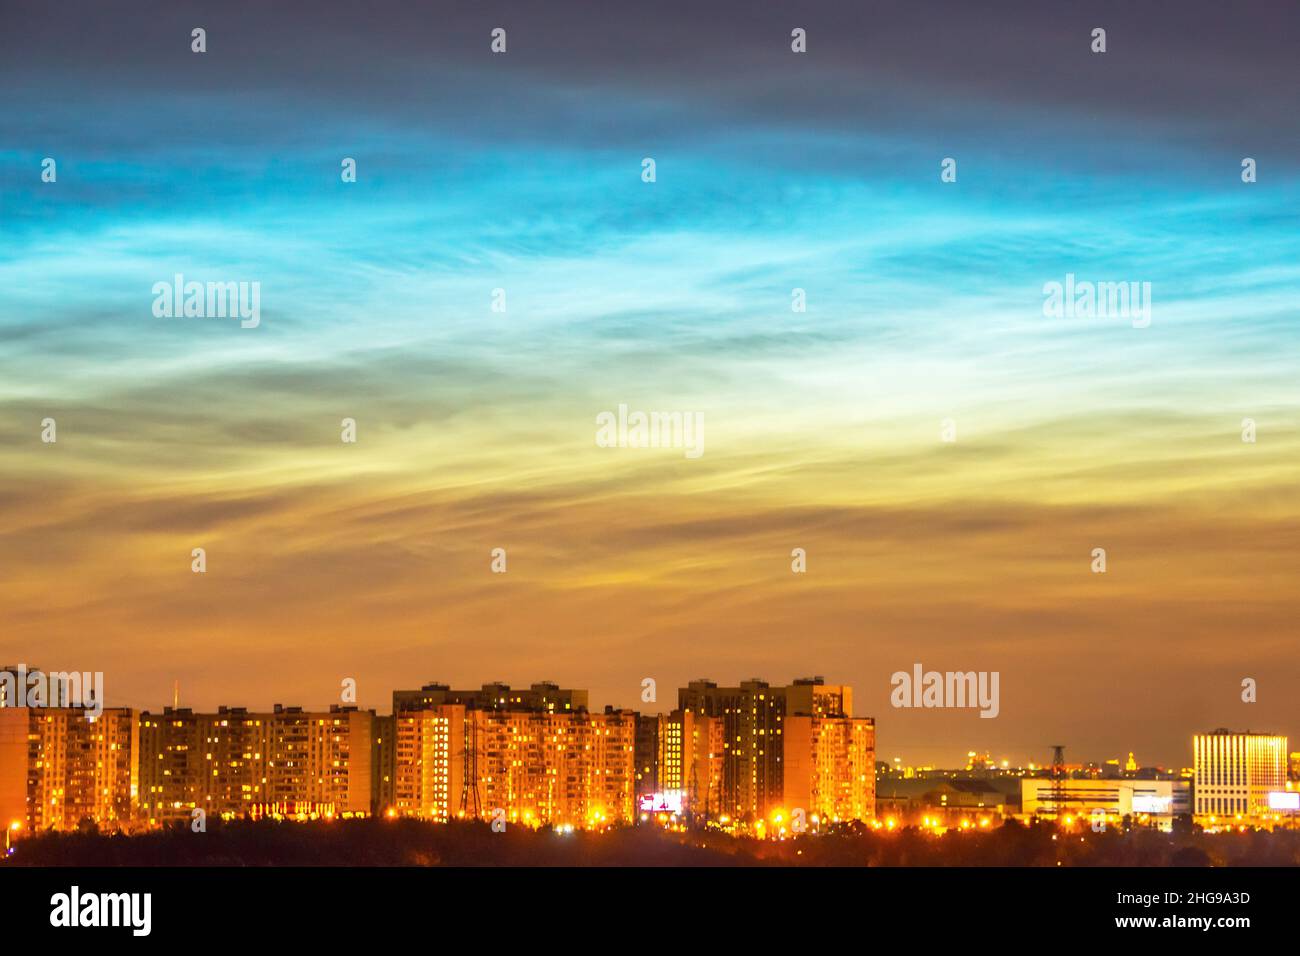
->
[5, 821, 21, 856]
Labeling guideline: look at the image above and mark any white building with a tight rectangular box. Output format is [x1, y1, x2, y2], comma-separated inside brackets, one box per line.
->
[1193, 730, 1287, 822]
[1021, 778, 1190, 832]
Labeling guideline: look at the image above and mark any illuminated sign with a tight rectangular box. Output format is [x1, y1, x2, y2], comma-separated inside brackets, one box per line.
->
[639, 791, 683, 813]
[1267, 791, 1300, 810]
[1131, 795, 1171, 814]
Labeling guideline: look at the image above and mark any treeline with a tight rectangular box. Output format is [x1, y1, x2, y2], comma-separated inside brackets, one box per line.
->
[8, 818, 1300, 867]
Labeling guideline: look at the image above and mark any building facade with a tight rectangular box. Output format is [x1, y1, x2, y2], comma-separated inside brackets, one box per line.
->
[784, 714, 875, 824]
[390, 685, 636, 828]
[1, 677, 873, 835]
[1193, 730, 1287, 822]
[1021, 777, 1191, 832]
[0, 707, 137, 834]
[667, 677, 874, 824]
[643, 708, 725, 818]
[392, 704, 465, 821]
[138, 704, 374, 824]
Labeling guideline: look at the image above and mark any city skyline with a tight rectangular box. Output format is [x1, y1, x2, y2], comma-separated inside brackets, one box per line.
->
[1, 663, 1287, 772]
[3, 669, 1293, 843]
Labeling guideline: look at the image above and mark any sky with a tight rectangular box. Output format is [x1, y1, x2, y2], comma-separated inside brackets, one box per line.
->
[1, 0, 1298, 767]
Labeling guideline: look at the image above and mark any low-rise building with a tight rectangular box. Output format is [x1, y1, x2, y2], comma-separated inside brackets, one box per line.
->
[1021, 777, 1191, 831]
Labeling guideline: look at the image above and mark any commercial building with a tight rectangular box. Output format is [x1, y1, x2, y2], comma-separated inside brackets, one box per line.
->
[877, 778, 1014, 827]
[1192, 730, 1287, 823]
[1021, 777, 1191, 831]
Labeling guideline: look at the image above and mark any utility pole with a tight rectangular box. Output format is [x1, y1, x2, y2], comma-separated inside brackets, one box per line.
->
[459, 716, 482, 818]
[1050, 744, 1066, 819]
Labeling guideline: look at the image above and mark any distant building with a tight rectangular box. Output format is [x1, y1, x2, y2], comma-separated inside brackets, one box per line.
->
[1021, 777, 1190, 831]
[877, 777, 1015, 826]
[0, 665, 69, 709]
[393, 681, 587, 715]
[1192, 730, 1287, 823]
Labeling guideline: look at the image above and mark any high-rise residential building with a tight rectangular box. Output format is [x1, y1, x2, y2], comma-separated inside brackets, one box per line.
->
[393, 681, 587, 715]
[393, 704, 466, 820]
[1192, 730, 1288, 821]
[0, 707, 137, 834]
[0, 708, 28, 831]
[138, 704, 374, 824]
[784, 714, 875, 824]
[264, 705, 373, 816]
[633, 712, 661, 796]
[675, 677, 873, 823]
[3, 676, 873, 836]
[139, 706, 268, 824]
[0, 666, 16, 709]
[390, 684, 635, 828]
[649, 709, 724, 817]
[477, 705, 635, 827]
[372, 713, 396, 815]
[677, 679, 786, 817]
[0, 665, 73, 710]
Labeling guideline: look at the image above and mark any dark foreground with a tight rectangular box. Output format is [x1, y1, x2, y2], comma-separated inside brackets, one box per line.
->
[7, 818, 1300, 866]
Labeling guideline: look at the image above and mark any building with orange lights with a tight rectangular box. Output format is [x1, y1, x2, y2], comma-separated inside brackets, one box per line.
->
[138, 704, 374, 824]
[1193, 729, 1288, 824]
[637, 677, 875, 825]
[1020, 777, 1190, 832]
[390, 683, 636, 827]
[0, 706, 137, 835]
